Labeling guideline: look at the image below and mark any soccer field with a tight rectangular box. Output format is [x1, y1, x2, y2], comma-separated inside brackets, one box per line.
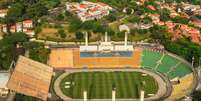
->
[60, 72, 158, 99]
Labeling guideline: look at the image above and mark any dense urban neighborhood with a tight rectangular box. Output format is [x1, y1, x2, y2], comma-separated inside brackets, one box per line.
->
[0, 0, 201, 101]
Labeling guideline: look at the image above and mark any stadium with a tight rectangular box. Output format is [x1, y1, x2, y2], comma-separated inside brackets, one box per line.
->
[49, 33, 197, 101]
[7, 33, 198, 101]
[50, 46, 196, 101]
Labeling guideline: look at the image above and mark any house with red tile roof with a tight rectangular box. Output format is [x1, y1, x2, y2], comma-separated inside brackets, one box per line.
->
[148, 14, 160, 24]
[23, 20, 33, 28]
[10, 24, 16, 33]
[192, 21, 201, 28]
[160, 20, 201, 46]
[147, 5, 156, 11]
[0, 19, 35, 37]
[0, 9, 8, 18]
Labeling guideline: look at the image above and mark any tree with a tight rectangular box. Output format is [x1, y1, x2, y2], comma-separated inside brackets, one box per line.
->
[116, 31, 125, 38]
[56, 13, 64, 21]
[192, 91, 201, 101]
[15, 93, 40, 101]
[159, 8, 171, 21]
[127, 16, 141, 23]
[19, 0, 39, 6]
[23, 42, 49, 63]
[58, 29, 66, 38]
[75, 31, 84, 40]
[172, 16, 189, 24]
[0, 32, 28, 70]
[26, 2, 48, 20]
[0, 1, 11, 9]
[5, 3, 24, 23]
[106, 14, 117, 22]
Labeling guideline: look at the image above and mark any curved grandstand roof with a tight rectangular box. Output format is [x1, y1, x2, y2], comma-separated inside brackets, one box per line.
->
[7, 56, 53, 100]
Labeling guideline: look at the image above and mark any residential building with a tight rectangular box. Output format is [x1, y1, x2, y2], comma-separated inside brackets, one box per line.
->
[192, 21, 201, 28]
[10, 24, 16, 33]
[16, 22, 23, 32]
[66, 1, 112, 22]
[23, 20, 33, 28]
[0, 9, 8, 18]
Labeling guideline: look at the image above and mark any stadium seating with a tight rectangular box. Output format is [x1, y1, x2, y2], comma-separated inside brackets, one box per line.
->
[141, 50, 192, 79]
[141, 50, 162, 69]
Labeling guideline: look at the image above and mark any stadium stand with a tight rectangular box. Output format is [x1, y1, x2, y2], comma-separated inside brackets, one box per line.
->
[7, 56, 53, 100]
[49, 48, 142, 69]
[141, 49, 194, 100]
[141, 50, 192, 79]
[166, 73, 194, 101]
[141, 50, 163, 69]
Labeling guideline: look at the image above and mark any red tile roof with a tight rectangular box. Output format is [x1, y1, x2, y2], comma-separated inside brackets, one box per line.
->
[192, 21, 201, 27]
[23, 20, 33, 23]
[147, 5, 156, 11]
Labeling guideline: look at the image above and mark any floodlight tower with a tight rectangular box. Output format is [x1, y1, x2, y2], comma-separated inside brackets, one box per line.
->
[83, 90, 87, 101]
[112, 88, 116, 101]
[105, 32, 108, 42]
[124, 31, 128, 46]
[140, 90, 145, 101]
[85, 32, 88, 46]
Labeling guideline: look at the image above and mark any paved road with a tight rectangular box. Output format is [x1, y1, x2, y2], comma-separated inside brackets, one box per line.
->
[53, 69, 170, 101]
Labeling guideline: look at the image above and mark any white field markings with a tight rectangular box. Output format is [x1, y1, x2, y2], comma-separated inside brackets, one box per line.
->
[166, 62, 181, 75]
[154, 54, 165, 70]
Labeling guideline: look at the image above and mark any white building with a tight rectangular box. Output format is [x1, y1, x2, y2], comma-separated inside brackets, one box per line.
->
[2, 24, 7, 33]
[66, 1, 112, 22]
[16, 22, 23, 32]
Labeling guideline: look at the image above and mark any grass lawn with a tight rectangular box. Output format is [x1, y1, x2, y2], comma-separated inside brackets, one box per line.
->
[60, 71, 158, 99]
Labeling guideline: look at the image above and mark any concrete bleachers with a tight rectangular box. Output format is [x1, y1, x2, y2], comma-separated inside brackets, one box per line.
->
[141, 50, 194, 101]
[141, 50, 192, 79]
[167, 64, 192, 79]
[141, 50, 162, 69]
[166, 73, 194, 101]
[156, 55, 179, 73]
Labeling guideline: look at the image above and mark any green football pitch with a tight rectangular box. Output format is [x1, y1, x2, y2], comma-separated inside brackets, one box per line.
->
[60, 72, 158, 99]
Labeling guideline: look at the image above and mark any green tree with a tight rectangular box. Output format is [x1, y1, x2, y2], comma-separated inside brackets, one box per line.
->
[5, 3, 24, 23]
[26, 2, 48, 19]
[23, 42, 49, 63]
[106, 14, 117, 22]
[56, 13, 64, 21]
[0, 32, 28, 70]
[172, 16, 189, 24]
[116, 31, 125, 38]
[192, 91, 201, 101]
[15, 93, 40, 101]
[159, 8, 171, 21]
[58, 29, 66, 38]
[75, 31, 84, 40]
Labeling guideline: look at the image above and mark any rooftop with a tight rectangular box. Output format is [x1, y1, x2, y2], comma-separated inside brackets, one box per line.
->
[7, 56, 53, 100]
